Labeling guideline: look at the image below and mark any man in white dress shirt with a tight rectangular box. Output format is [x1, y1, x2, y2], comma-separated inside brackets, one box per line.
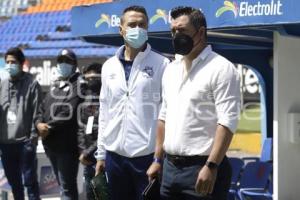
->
[147, 6, 241, 200]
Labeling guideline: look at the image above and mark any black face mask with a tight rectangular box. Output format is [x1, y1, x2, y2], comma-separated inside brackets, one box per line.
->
[172, 32, 197, 55]
[87, 79, 101, 93]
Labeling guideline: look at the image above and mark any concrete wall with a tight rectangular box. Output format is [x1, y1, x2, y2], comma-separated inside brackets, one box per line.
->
[274, 33, 300, 200]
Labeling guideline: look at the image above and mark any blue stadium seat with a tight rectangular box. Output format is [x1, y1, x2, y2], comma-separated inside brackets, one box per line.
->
[47, 32, 74, 40]
[29, 40, 97, 49]
[239, 179, 273, 200]
[0, 8, 116, 59]
[228, 157, 245, 191]
[228, 161, 272, 200]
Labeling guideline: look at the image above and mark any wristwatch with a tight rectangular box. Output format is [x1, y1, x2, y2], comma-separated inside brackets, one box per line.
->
[205, 161, 219, 170]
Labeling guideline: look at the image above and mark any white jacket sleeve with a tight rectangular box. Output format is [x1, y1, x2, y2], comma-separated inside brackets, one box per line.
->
[95, 68, 109, 161]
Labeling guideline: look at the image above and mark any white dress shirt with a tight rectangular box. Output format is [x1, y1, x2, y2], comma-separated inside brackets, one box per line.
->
[95, 44, 169, 160]
[159, 45, 240, 156]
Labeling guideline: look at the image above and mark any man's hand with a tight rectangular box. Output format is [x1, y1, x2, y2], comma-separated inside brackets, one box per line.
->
[195, 165, 218, 196]
[146, 162, 162, 181]
[37, 123, 50, 139]
[79, 153, 93, 166]
[95, 160, 105, 176]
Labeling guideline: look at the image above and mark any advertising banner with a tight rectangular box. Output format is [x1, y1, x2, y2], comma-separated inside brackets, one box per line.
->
[72, 0, 298, 37]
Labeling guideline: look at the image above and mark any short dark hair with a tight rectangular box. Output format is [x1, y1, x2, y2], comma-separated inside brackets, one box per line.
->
[5, 47, 26, 65]
[171, 6, 207, 31]
[83, 62, 102, 74]
[121, 5, 148, 24]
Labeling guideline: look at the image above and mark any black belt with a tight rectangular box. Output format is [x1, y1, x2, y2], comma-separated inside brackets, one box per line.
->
[166, 154, 208, 166]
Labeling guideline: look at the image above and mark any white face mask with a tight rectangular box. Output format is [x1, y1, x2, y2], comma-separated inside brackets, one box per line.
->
[124, 27, 148, 49]
[5, 63, 20, 77]
[57, 63, 74, 78]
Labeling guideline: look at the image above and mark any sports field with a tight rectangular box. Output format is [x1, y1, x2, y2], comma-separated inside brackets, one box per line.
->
[229, 105, 261, 154]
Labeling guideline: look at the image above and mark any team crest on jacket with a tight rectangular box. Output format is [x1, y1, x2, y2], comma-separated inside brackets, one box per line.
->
[142, 66, 154, 78]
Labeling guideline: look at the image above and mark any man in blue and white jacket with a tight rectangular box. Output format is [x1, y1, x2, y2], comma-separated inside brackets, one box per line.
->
[95, 5, 169, 200]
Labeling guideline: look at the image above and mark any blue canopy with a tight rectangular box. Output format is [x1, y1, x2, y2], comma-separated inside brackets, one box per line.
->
[72, 0, 300, 33]
[71, 0, 300, 139]
[72, 0, 300, 52]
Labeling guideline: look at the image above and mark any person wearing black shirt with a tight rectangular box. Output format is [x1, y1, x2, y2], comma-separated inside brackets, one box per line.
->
[77, 63, 102, 200]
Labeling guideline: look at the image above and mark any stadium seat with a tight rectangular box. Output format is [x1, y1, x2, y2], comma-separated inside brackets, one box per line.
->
[47, 32, 74, 40]
[0, 1, 117, 59]
[228, 161, 272, 200]
[228, 157, 245, 190]
[23, 0, 113, 13]
[239, 179, 273, 200]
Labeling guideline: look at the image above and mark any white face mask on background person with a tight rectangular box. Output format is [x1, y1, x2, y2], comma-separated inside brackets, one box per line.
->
[5, 63, 20, 77]
[124, 27, 148, 49]
[57, 63, 74, 78]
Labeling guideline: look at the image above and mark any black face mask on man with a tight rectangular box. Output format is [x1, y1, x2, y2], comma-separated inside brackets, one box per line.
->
[87, 79, 101, 93]
[172, 31, 198, 55]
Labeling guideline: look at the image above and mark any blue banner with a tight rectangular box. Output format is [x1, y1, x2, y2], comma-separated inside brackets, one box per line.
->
[72, 0, 299, 37]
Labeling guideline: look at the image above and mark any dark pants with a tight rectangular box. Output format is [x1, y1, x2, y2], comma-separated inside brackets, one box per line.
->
[105, 151, 153, 200]
[161, 156, 232, 200]
[0, 141, 40, 200]
[83, 164, 96, 200]
[45, 149, 79, 200]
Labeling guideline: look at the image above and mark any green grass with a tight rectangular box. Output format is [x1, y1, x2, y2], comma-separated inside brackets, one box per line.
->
[237, 105, 261, 133]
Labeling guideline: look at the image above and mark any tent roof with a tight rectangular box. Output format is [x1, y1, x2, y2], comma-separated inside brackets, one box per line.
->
[71, 0, 300, 53]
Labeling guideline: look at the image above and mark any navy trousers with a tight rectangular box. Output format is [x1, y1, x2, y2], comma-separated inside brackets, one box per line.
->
[161, 156, 232, 200]
[105, 151, 153, 200]
[0, 141, 40, 200]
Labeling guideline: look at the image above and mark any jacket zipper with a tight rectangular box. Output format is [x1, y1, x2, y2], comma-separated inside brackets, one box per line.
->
[117, 58, 130, 153]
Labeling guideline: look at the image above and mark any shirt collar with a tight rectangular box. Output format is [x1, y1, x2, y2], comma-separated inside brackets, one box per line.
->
[176, 45, 212, 66]
[116, 43, 151, 63]
[118, 47, 127, 61]
[192, 45, 212, 65]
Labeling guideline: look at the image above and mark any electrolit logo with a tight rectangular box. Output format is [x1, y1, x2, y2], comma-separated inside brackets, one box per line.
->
[216, 0, 283, 18]
[95, 14, 120, 28]
[216, 1, 239, 18]
[150, 9, 168, 24]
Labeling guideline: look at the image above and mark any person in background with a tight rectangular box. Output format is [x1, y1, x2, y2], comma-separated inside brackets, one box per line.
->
[78, 62, 102, 200]
[147, 6, 241, 200]
[94, 5, 170, 200]
[0, 47, 41, 200]
[35, 49, 83, 200]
